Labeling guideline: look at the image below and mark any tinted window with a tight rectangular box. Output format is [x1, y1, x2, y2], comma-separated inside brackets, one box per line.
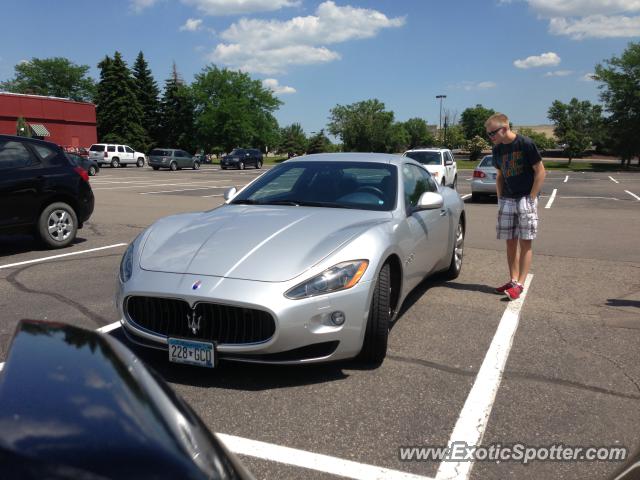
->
[445, 152, 455, 164]
[233, 161, 397, 211]
[174, 151, 184, 158]
[89, 144, 105, 152]
[117, 146, 125, 153]
[229, 149, 243, 155]
[32, 144, 57, 161]
[403, 164, 432, 210]
[480, 156, 493, 167]
[107, 146, 116, 152]
[405, 151, 442, 166]
[0, 141, 34, 169]
[66, 153, 83, 166]
[150, 149, 168, 156]
[125, 146, 134, 153]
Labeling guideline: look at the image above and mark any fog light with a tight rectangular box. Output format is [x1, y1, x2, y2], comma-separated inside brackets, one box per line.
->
[330, 311, 345, 326]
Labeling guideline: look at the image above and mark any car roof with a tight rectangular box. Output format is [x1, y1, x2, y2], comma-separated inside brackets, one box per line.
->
[404, 148, 448, 153]
[285, 152, 410, 166]
[0, 134, 62, 149]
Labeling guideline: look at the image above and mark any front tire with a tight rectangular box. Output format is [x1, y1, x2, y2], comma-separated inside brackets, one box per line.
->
[443, 219, 464, 280]
[358, 263, 391, 366]
[193, 161, 200, 170]
[170, 162, 177, 171]
[452, 175, 458, 190]
[88, 165, 97, 176]
[38, 202, 78, 249]
[239, 161, 245, 170]
[136, 157, 145, 167]
[256, 159, 262, 169]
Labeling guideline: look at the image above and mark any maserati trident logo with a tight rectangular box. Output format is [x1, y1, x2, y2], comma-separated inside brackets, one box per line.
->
[186, 308, 201, 335]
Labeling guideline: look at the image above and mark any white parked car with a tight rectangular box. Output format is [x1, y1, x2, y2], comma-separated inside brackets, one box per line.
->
[403, 148, 458, 190]
[88, 143, 146, 168]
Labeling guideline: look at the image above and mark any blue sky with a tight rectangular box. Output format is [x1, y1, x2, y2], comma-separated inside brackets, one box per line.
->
[2, 0, 639, 135]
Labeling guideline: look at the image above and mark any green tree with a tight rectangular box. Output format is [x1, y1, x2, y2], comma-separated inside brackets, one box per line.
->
[307, 129, 332, 154]
[132, 51, 161, 150]
[516, 128, 555, 150]
[460, 104, 496, 141]
[160, 63, 196, 152]
[1, 57, 95, 102]
[594, 42, 640, 167]
[95, 52, 148, 150]
[466, 135, 490, 161]
[403, 118, 435, 149]
[387, 122, 409, 153]
[444, 124, 466, 149]
[16, 117, 31, 137]
[191, 65, 281, 153]
[279, 123, 307, 156]
[327, 99, 396, 152]
[547, 98, 603, 165]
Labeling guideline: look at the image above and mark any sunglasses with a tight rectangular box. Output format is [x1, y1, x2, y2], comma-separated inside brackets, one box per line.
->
[487, 126, 504, 137]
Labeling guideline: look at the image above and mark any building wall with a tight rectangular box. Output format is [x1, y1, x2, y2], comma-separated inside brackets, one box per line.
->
[0, 93, 97, 147]
[514, 124, 556, 140]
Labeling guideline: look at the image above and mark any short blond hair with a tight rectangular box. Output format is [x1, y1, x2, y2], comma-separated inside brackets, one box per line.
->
[485, 113, 509, 128]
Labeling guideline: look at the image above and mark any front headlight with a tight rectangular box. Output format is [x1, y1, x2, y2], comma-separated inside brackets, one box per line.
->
[119, 242, 135, 283]
[285, 260, 369, 300]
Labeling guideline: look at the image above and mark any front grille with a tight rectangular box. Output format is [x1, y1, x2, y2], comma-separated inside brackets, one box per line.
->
[126, 296, 276, 344]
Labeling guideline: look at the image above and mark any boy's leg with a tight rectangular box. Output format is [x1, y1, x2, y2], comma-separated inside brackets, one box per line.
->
[517, 239, 532, 285]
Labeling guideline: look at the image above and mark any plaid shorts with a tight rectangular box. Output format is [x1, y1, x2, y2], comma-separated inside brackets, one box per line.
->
[496, 195, 538, 240]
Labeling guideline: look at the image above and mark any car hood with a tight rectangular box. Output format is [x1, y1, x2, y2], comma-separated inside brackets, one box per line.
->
[139, 206, 390, 282]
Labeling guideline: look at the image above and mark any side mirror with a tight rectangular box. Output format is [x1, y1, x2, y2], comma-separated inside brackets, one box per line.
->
[224, 187, 238, 201]
[416, 192, 444, 210]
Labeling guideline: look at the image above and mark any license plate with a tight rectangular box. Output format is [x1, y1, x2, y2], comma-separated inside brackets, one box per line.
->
[168, 338, 215, 368]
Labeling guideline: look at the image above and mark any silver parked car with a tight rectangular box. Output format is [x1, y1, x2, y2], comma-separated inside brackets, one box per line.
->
[117, 153, 465, 367]
[148, 148, 201, 171]
[470, 155, 497, 201]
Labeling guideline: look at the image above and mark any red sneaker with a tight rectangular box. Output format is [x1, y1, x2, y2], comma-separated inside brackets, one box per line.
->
[504, 283, 524, 300]
[495, 281, 515, 294]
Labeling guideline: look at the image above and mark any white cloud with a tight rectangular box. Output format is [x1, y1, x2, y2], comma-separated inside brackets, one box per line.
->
[180, 18, 203, 31]
[544, 70, 573, 77]
[514, 52, 561, 69]
[548, 15, 640, 39]
[451, 81, 497, 91]
[208, 1, 405, 74]
[130, 0, 159, 13]
[182, 0, 300, 16]
[527, 0, 640, 17]
[262, 78, 296, 95]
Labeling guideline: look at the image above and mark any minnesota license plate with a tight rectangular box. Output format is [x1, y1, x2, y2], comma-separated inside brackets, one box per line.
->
[168, 338, 215, 368]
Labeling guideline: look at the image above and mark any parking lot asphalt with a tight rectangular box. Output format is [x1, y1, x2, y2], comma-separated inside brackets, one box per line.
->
[1, 164, 639, 480]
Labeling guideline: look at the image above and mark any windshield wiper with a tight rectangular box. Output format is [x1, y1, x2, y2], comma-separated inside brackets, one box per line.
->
[261, 200, 354, 209]
[231, 199, 258, 205]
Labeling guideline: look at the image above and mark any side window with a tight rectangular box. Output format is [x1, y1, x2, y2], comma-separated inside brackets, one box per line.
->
[174, 151, 184, 158]
[0, 141, 35, 169]
[125, 146, 134, 153]
[417, 167, 438, 193]
[32, 144, 57, 162]
[107, 146, 116, 153]
[403, 164, 430, 211]
[117, 146, 125, 153]
[445, 151, 454, 165]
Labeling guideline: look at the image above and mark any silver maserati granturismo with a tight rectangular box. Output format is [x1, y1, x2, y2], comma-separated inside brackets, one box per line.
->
[117, 153, 465, 367]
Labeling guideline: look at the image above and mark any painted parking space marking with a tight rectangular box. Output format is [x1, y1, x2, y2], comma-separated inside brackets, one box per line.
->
[609, 176, 619, 184]
[460, 194, 471, 200]
[560, 196, 619, 201]
[545, 189, 557, 209]
[0, 244, 127, 270]
[564, 175, 569, 183]
[625, 190, 640, 201]
[140, 186, 233, 195]
[217, 433, 435, 480]
[436, 274, 533, 480]
[97, 321, 122, 333]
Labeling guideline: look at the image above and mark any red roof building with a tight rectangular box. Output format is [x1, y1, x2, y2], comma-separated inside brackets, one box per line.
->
[0, 92, 97, 148]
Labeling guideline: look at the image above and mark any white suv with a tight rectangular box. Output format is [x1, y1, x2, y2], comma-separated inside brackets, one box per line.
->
[88, 144, 146, 168]
[403, 148, 458, 189]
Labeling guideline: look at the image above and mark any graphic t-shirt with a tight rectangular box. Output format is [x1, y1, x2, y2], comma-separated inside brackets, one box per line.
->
[492, 134, 542, 198]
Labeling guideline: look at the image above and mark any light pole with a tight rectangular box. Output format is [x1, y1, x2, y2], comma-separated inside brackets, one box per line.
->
[436, 94, 446, 143]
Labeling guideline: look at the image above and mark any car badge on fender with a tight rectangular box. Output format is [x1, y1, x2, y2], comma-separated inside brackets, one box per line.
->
[186, 308, 201, 335]
[192, 280, 202, 290]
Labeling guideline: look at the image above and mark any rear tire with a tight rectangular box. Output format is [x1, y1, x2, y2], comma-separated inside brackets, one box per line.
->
[452, 175, 458, 190]
[443, 220, 464, 280]
[152, 166, 159, 171]
[239, 161, 245, 170]
[88, 166, 97, 176]
[358, 263, 391, 366]
[38, 202, 78, 249]
[193, 162, 200, 170]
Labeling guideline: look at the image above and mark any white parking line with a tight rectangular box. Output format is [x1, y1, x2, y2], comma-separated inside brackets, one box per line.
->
[625, 190, 640, 201]
[460, 194, 471, 200]
[140, 186, 231, 195]
[218, 433, 435, 480]
[560, 196, 619, 200]
[609, 176, 619, 184]
[201, 194, 225, 198]
[97, 321, 122, 333]
[545, 189, 557, 209]
[436, 274, 533, 480]
[564, 175, 569, 183]
[0, 244, 128, 270]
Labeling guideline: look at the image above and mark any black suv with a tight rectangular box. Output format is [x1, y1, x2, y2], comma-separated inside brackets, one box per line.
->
[0, 135, 94, 248]
[221, 148, 263, 170]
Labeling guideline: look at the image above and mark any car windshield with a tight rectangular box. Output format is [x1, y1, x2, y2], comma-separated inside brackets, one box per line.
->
[229, 149, 243, 156]
[405, 151, 441, 165]
[480, 156, 494, 167]
[89, 145, 104, 152]
[231, 161, 397, 211]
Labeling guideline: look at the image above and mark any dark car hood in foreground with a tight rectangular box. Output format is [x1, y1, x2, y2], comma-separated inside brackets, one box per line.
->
[139, 205, 391, 282]
[0, 320, 252, 480]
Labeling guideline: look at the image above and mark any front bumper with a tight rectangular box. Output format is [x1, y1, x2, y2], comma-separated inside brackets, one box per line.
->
[118, 269, 373, 364]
